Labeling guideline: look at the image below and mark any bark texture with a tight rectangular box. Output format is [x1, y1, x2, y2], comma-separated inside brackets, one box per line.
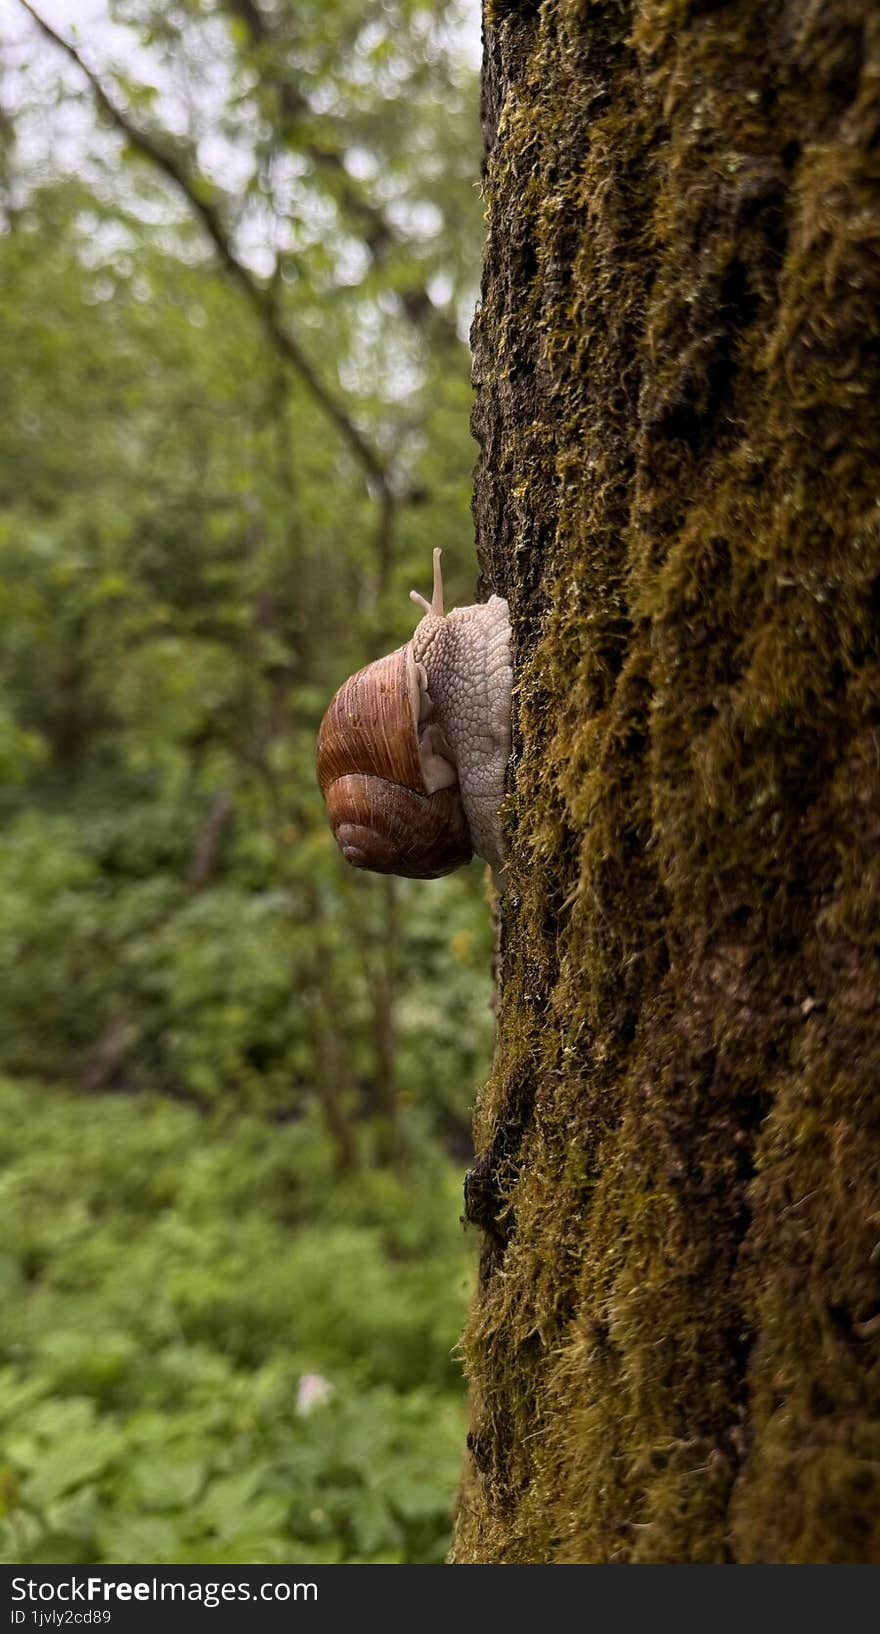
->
[456, 0, 880, 1564]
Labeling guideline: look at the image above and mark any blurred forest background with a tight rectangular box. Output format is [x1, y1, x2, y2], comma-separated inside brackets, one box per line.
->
[0, 0, 490, 1564]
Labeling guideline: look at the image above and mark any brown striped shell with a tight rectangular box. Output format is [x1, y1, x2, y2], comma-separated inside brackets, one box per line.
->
[316, 643, 473, 878]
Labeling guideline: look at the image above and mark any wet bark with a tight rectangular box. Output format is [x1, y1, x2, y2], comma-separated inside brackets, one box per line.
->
[456, 0, 880, 1564]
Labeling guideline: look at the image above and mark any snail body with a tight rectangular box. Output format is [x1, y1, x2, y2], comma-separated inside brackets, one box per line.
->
[316, 551, 511, 878]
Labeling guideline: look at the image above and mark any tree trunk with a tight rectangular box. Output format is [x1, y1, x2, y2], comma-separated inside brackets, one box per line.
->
[455, 0, 880, 1565]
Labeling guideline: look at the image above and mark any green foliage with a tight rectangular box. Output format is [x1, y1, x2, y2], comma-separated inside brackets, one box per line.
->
[0, 794, 493, 1117]
[1, 0, 487, 1569]
[0, 4, 490, 1138]
[0, 1077, 474, 1564]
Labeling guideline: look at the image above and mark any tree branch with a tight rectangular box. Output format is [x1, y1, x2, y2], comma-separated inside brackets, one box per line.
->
[188, 789, 234, 892]
[224, 0, 460, 348]
[18, 0, 391, 491]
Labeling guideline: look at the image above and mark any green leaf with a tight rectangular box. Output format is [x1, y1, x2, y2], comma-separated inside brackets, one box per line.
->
[97, 1514, 182, 1565]
[21, 1430, 123, 1508]
[128, 1458, 208, 1511]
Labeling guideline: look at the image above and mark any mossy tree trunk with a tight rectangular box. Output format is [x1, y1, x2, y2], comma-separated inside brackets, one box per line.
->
[455, 0, 880, 1565]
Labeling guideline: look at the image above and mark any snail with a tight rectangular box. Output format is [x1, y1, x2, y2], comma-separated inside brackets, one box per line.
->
[316, 550, 511, 879]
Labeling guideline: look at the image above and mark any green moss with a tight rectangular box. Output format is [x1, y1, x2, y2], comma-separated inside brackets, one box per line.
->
[457, 0, 880, 1563]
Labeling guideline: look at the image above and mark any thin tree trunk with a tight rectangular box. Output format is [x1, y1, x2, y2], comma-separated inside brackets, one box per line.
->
[361, 878, 402, 1165]
[304, 886, 357, 1176]
[455, 0, 880, 1565]
[312, 948, 358, 1178]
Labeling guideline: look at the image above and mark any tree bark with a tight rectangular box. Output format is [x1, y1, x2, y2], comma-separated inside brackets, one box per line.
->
[456, 0, 880, 1565]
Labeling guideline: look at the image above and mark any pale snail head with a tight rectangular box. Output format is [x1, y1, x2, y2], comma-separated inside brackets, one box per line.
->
[316, 550, 512, 879]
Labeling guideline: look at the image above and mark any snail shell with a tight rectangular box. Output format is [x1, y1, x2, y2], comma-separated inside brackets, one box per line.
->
[316, 550, 512, 879]
[316, 641, 473, 878]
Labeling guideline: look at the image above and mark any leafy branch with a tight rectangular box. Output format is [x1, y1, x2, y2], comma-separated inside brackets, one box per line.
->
[17, 0, 392, 494]
[224, 0, 460, 347]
